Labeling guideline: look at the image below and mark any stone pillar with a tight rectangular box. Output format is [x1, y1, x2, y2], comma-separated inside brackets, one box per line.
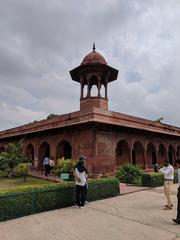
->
[129, 146, 133, 164]
[105, 76, 108, 99]
[34, 138, 39, 168]
[50, 138, 56, 160]
[97, 75, 101, 97]
[87, 76, 91, 97]
[80, 76, 84, 99]
[143, 147, 147, 170]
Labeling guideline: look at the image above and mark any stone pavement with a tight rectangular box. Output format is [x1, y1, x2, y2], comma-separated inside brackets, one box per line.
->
[29, 169, 62, 182]
[1, 184, 180, 240]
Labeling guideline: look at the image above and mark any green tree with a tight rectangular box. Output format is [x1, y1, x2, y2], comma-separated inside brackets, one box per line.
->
[0, 143, 27, 177]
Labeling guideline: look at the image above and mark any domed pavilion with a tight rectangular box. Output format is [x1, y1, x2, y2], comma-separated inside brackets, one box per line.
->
[0, 44, 180, 174]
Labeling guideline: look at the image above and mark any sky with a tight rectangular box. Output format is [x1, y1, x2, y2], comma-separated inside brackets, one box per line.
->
[0, 0, 180, 131]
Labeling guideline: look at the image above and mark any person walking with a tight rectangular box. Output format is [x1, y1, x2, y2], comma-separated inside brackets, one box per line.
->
[159, 160, 174, 210]
[49, 157, 55, 175]
[173, 159, 180, 224]
[43, 156, 50, 177]
[74, 156, 88, 208]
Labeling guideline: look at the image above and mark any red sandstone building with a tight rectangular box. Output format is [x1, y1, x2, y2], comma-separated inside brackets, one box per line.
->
[0, 45, 180, 174]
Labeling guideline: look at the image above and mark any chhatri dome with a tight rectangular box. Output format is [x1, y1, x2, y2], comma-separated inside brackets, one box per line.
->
[81, 43, 107, 65]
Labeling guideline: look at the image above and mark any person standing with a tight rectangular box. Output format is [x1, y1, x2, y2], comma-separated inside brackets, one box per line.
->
[43, 156, 50, 177]
[159, 160, 174, 210]
[74, 156, 87, 208]
[49, 157, 55, 175]
[172, 159, 180, 224]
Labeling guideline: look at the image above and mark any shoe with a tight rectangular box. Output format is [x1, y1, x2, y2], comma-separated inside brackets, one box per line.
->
[73, 205, 79, 208]
[79, 206, 84, 209]
[163, 206, 172, 210]
[172, 218, 180, 224]
[85, 201, 89, 205]
[164, 204, 174, 208]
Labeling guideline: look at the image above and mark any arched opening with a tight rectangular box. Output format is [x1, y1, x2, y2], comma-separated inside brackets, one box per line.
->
[25, 143, 34, 166]
[39, 142, 50, 167]
[168, 145, 175, 165]
[116, 140, 130, 167]
[56, 140, 72, 160]
[177, 145, 180, 159]
[146, 143, 157, 168]
[83, 84, 88, 98]
[91, 85, 98, 97]
[132, 141, 144, 168]
[0, 146, 6, 153]
[90, 75, 98, 97]
[101, 85, 105, 98]
[158, 144, 166, 164]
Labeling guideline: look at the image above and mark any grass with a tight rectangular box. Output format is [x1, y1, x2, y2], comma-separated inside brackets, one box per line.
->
[0, 170, 54, 189]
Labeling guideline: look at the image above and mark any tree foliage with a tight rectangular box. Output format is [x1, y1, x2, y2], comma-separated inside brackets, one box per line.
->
[0, 143, 28, 177]
[13, 163, 28, 182]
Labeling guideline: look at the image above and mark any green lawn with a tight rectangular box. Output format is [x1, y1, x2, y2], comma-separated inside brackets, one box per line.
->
[0, 175, 53, 189]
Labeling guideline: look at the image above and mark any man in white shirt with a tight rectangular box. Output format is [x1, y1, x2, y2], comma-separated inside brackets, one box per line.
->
[43, 156, 50, 177]
[173, 159, 180, 224]
[159, 160, 174, 210]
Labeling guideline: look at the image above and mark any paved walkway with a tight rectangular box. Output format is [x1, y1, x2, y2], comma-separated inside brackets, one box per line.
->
[120, 183, 149, 194]
[1, 184, 180, 240]
[29, 169, 62, 182]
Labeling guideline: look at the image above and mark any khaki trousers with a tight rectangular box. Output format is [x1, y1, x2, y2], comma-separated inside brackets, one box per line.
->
[164, 180, 173, 207]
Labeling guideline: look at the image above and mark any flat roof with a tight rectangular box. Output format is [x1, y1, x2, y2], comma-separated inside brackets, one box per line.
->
[0, 108, 180, 139]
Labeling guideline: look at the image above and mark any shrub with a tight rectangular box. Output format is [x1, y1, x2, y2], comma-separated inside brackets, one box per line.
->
[141, 172, 164, 187]
[0, 178, 119, 221]
[55, 158, 77, 180]
[115, 163, 143, 184]
[142, 169, 178, 187]
[13, 163, 28, 182]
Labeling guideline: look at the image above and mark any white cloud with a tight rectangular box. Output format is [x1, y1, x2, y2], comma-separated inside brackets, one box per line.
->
[0, 0, 180, 130]
[0, 102, 45, 130]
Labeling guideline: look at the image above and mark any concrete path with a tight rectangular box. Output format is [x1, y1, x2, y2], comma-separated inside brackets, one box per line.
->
[1, 184, 180, 240]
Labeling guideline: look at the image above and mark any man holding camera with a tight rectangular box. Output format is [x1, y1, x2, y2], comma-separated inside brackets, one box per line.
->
[155, 160, 174, 210]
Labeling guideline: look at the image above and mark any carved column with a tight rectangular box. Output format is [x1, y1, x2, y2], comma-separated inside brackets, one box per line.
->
[105, 76, 108, 99]
[87, 76, 91, 97]
[143, 147, 147, 170]
[97, 74, 101, 97]
[80, 76, 84, 99]
[129, 146, 133, 164]
[34, 137, 39, 168]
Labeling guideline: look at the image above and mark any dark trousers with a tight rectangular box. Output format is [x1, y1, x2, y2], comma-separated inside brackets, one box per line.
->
[84, 183, 88, 201]
[76, 185, 86, 207]
[177, 187, 180, 219]
[44, 164, 50, 176]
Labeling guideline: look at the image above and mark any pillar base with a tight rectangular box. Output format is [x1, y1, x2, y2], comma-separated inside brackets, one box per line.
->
[80, 97, 108, 111]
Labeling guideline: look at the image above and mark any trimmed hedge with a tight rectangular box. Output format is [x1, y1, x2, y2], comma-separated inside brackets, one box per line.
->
[0, 178, 119, 221]
[141, 169, 178, 187]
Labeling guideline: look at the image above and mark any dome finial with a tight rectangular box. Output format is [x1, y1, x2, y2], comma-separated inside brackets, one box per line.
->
[93, 42, 96, 52]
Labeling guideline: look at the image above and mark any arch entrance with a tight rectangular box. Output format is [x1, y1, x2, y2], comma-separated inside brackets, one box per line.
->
[25, 143, 34, 166]
[39, 142, 50, 167]
[116, 140, 130, 167]
[146, 143, 157, 168]
[132, 141, 144, 168]
[56, 140, 72, 159]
